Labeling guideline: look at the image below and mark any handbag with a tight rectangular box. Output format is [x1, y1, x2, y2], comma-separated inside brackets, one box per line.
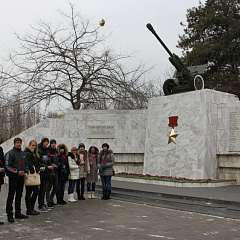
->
[25, 166, 41, 186]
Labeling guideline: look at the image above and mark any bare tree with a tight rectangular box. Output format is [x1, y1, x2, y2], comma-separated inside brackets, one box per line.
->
[2, 4, 156, 111]
[0, 95, 41, 142]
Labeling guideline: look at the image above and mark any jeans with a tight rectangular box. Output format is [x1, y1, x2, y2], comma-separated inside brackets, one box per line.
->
[76, 178, 85, 196]
[68, 180, 77, 194]
[46, 174, 58, 203]
[6, 176, 24, 214]
[87, 182, 95, 192]
[100, 176, 112, 191]
[38, 174, 52, 208]
[56, 181, 66, 196]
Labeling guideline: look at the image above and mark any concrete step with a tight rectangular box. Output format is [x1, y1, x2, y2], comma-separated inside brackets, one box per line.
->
[95, 185, 240, 219]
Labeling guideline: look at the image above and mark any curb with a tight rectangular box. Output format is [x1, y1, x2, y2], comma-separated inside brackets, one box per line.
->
[112, 176, 236, 188]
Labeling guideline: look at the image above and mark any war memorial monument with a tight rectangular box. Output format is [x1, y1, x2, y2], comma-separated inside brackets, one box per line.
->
[1, 22, 240, 240]
[2, 24, 240, 185]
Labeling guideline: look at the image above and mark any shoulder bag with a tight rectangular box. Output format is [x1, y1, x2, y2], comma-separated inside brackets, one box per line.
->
[25, 166, 41, 186]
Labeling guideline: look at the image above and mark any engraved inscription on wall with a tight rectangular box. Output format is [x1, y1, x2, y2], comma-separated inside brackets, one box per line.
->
[229, 110, 240, 152]
[87, 125, 115, 139]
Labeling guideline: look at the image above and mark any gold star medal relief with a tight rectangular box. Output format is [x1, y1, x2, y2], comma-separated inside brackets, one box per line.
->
[167, 128, 178, 144]
[167, 116, 179, 144]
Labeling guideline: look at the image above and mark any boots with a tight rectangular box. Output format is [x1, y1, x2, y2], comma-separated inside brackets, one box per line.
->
[77, 190, 81, 200]
[31, 196, 40, 215]
[7, 213, 15, 223]
[77, 189, 85, 200]
[101, 190, 107, 200]
[87, 192, 92, 199]
[68, 194, 76, 202]
[15, 212, 29, 219]
[57, 196, 61, 204]
[71, 193, 77, 202]
[79, 194, 85, 200]
[106, 190, 111, 200]
[26, 198, 39, 215]
[91, 192, 95, 199]
[57, 195, 66, 204]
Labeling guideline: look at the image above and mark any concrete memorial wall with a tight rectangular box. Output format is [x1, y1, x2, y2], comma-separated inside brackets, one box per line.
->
[144, 89, 239, 179]
[1, 89, 240, 180]
[2, 110, 147, 174]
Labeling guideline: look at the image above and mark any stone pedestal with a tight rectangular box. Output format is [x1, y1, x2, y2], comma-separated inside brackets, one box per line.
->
[144, 89, 239, 179]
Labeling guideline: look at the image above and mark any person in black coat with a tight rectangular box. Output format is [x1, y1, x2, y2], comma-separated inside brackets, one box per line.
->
[0, 146, 5, 187]
[37, 137, 53, 212]
[0, 146, 5, 224]
[56, 143, 69, 204]
[5, 137, 29, 222]
[46, 139, 59, 208]
[24, 140, 40, 216]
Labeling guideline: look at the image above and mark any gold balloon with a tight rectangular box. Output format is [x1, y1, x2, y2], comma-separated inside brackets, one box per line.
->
[99, 19, 105, 26]
[167, 128, 178, 144]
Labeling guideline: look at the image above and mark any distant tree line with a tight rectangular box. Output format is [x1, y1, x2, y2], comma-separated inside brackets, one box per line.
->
[0, 96, 41, 143]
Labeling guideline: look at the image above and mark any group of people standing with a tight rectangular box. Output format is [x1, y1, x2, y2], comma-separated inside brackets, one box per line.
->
[0, 137, 115, 223]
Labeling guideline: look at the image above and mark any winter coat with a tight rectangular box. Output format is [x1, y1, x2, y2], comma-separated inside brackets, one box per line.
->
[24, 146, 40, 174]
[5, 146, 28, 177]
[47, 146, 59, 174]
[78, 149, 90, 178]
[68, 152, 80, 180]
[38, 143, 53, 176]
[57, 144, 69, 182]
[97, 149, 115, 176]
[86, 150, 98, 183]
[0, 146, 5, 185]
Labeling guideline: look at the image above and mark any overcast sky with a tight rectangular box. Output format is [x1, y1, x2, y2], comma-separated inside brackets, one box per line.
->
[0, 0, 200, 110]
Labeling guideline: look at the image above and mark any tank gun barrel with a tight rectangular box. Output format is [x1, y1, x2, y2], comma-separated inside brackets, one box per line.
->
[146, 23, 173, 58]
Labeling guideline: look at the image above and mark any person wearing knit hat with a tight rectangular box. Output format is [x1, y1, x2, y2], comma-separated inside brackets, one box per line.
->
[78, 143, 85, 149]
[38, 137, 52, 212]
[97, 143, 115, 200]
[49, 139, 56, 145]
[102, 143, 109, 149]
[41, 138, 49, 146]
[46, 139, 58, 208]
[76, 143, 90, 200]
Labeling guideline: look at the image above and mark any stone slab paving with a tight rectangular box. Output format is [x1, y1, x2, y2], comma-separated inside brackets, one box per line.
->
[0, 185, 240, 240]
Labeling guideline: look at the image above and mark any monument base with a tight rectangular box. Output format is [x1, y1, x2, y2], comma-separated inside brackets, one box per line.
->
[144, 89, 239, 180]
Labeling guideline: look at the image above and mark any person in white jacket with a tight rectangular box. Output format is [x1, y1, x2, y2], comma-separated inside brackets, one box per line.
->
[67, 147, 80, 202]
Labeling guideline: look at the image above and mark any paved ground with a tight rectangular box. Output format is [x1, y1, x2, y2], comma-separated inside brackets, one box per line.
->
[1, 183, 240, 240]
